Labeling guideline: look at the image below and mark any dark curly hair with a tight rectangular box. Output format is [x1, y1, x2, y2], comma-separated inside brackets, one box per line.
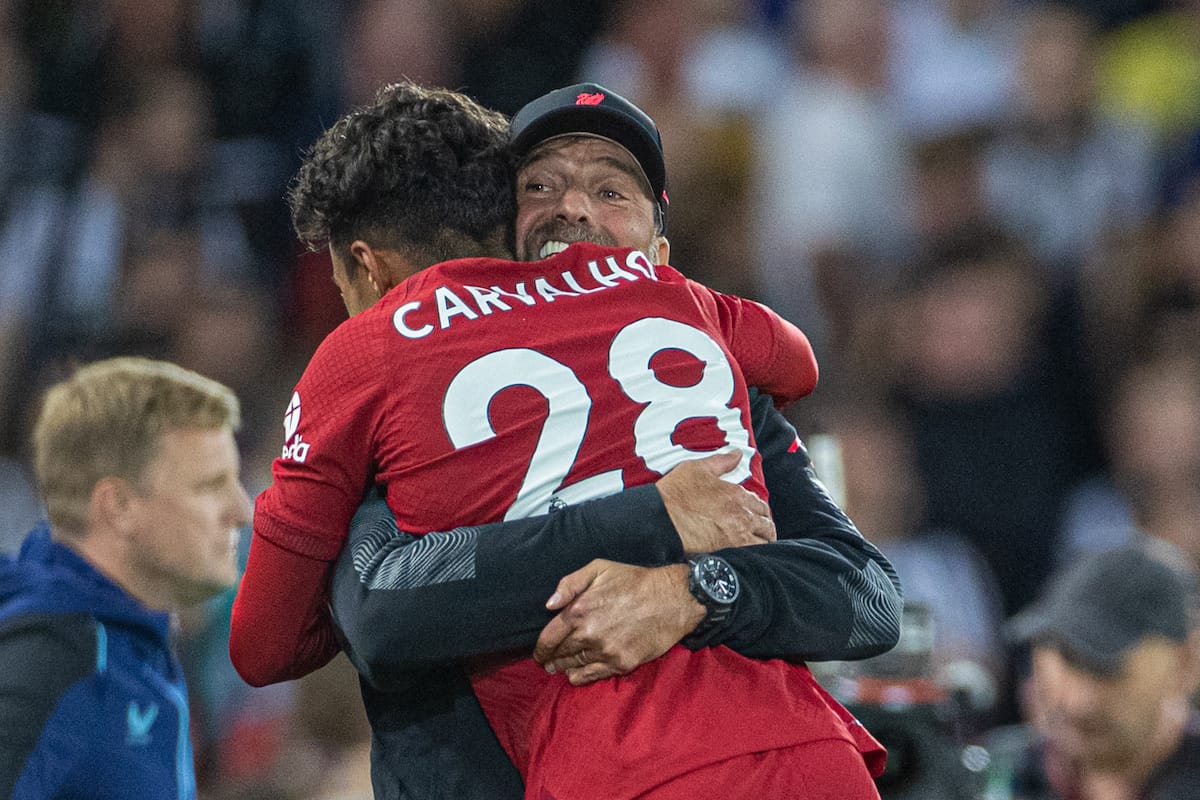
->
[288, 80, 516, 266]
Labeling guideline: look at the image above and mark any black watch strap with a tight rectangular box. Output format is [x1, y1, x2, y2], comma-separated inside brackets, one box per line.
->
[683, 554, 739, 646]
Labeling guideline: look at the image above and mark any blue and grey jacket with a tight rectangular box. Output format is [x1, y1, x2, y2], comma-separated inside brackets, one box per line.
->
[0, 526, 196, 799]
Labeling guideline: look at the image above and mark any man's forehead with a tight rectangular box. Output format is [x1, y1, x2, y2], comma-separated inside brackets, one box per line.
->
[1034, 634, 1182, 682]
[521, 134, 651, 185]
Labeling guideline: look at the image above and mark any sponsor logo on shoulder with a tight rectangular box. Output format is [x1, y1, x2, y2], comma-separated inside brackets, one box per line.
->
[281, 391, 310, 462]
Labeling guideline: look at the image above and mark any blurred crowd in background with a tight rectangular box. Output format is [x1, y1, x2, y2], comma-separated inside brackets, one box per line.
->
[1, 0, 1198, 797]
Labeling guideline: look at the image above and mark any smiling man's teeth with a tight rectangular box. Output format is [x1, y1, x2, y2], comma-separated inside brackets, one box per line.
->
[539, 241, 571, 259]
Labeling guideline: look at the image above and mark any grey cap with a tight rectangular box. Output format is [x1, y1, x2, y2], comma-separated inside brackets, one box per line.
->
[1008, 544, 1198, 675]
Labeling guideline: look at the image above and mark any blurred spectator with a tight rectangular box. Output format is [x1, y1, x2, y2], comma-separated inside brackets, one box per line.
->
[887, 0, 1024, 138]
[1095, 0, 1200, 148]
[1058, 346, 1200, 568]
[825, 400, 1008, 723]
[18, 0, 191, 130]
[981, 2, 1157, 279]
[0, 457, 41, 554]
[16, 0, 333, 151]
[200, 654, 371, 800]
[192, 0, 341, 149]
[13, 0, 328, 309]
[35, 70, 222, 346]
[985, 542, 1200, 799]
[193, 0, 339, 296]
[341, 0, 461, 107]
[576, 0, 787, 297]
[1148, 133, 1200, 354]
[751, 0, 914, 358]
[0, 19, 81, 457]
[288, 654, 373, 800]
[172, 283, 292, 488]
[1056, 0, 1167, 30]
[11, 64, 304, 437]
[885, 224, 1093, 618]
[1080, 133, 1200, 386]
[3, 0, 1200, 795]
[909, 127, 993, 242]
[577, 0, 788, 114]
[457, 0, 613, 114]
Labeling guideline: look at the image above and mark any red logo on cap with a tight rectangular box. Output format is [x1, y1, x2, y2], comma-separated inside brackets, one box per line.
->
[575, 92, 605, 106]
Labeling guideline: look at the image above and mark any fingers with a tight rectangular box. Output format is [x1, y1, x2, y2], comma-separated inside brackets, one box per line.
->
[692, 449, 742, 476]
[737, 489, 774, 543]
[565, 662, 618, 686]
[534, 614, 574, 664]
[545, 645, 625, 685]
[750, 509, 777, 544]
[745, 489, 770, 518]
[537, 560, 615, 663]
[545, 560, 604, 611]
[542, 647, 592, 676]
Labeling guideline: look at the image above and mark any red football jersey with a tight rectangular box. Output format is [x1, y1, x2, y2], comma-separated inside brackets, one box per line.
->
[521, 648, 887, 798]
[255, 242, 816, 558]
[252, 242, 856, 794]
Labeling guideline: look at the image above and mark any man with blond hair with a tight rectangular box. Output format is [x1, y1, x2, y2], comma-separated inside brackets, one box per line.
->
[0, 356, 252, 799]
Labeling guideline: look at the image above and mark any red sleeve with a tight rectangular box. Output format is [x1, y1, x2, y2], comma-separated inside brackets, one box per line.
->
[691, 281, 818, 408]
[255, 328, 389, 559]
[229, 533, 340, 686]
[229, 324, 388, 684]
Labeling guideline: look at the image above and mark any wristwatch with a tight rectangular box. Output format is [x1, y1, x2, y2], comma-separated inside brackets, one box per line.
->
[683, 554, 739, 644]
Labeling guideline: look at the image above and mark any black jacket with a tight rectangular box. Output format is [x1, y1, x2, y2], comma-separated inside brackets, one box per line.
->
[330, 391, 903, 799]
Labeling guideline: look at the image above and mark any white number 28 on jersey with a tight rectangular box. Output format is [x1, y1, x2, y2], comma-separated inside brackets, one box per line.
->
[442, 317, 752, 520]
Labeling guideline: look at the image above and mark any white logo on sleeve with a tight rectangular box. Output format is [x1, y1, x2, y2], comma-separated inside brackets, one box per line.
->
[284, 392, 301, 439]
[281, 391, 310, 462]
[126, 701, 159, 746]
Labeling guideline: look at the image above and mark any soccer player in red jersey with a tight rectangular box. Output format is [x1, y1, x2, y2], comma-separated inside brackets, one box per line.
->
[232, 81, 892, 799]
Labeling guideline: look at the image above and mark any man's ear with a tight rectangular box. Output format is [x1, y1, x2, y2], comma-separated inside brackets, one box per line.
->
[350, 240, 385, 296]
[652, 236, 670, 266]
[351, 240, 417, 294]
[90, 476, 136, 534]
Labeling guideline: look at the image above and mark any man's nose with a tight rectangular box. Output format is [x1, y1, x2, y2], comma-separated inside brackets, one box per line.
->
[230, 481, 253, 528]
[555, 186, 592, 222]
[1051, 672, 1105, 718]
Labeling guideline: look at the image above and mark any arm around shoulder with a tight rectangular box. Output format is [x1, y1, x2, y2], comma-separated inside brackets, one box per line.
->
[331, 487, 685, 685]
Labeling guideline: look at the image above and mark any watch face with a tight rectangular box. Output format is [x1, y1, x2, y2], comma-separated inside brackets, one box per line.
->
[697, 556, 739, 603]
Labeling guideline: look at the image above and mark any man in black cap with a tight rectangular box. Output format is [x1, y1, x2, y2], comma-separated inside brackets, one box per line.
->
[987, 543, 1200, 799]
[280, 81, 901, 799]
[507, 82, 671, 266]
[502, 84, 885, 685]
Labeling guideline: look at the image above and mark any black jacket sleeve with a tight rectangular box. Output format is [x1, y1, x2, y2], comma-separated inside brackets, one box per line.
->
[330, 390, 902, 686]
[330, 484, 683, 686]
[688, 391, 903, 660]
[0, 613, 95, 799]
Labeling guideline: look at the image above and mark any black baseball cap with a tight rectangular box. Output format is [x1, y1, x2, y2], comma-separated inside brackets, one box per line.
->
[510, 82, 669, 222]
[1007, 544, 1198, 675]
